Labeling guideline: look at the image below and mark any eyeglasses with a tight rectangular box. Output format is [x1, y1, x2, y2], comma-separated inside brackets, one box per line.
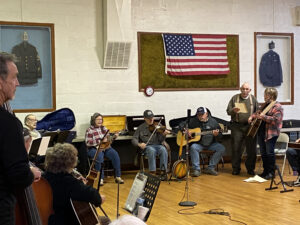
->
[27, 118, 38, 122]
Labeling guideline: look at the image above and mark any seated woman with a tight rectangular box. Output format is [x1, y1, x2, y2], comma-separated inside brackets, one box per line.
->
[85, 113, 124, 185]
[24, 114, 41, 140]
[43, 143, 108, 225]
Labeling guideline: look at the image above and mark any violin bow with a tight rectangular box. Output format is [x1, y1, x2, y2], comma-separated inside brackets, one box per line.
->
[145, 118, 162, 146]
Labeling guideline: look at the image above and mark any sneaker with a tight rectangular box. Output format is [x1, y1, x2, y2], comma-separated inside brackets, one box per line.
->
[100, 179, 104, 186]
[203, 168, 218, 176]
[294, 175, 300, 187]
[115, 177, 124, 184]
[192, 170, 201, 177]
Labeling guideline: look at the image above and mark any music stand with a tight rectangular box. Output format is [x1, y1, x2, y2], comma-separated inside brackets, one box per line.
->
[139, 172, 161, 222]
[265, 164, 293, 193]
[179, 109, 197, 207]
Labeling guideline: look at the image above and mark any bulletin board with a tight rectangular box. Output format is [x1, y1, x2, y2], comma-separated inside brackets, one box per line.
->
[138, 32, 240, 92]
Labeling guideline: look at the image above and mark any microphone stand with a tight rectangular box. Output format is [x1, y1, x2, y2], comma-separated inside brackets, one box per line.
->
[179, 110, 197, 207]
[116, 181, 120, 218]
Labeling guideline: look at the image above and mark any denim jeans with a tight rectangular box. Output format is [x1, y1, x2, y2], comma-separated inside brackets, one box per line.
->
[190, 142, 225, 171]
[145, 144, 168, 172]
[87, 147, 121, 178]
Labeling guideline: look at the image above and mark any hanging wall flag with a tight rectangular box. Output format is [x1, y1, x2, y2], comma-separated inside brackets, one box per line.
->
[162, 33, 230, 76]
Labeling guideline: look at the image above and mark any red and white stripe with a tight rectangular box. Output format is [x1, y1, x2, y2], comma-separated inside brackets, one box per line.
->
[164, 34, 230, 76]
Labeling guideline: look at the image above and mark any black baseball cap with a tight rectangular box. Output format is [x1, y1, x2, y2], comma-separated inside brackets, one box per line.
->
[143, 110, 154, 119]
[196, 107, 207, 115]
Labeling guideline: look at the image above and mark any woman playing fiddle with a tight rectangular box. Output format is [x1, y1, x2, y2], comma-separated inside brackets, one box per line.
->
[131, 110, 169, 180]
[85, 113, 124, 185]
[43, 143, 108, 225]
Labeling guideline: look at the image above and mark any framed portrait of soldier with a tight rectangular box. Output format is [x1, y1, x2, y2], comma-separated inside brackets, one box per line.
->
[0, 21, 56, 112]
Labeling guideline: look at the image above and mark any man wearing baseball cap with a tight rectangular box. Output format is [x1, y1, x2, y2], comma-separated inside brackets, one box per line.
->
[132, 110, 169, 180]
[180, 107, 225, 176]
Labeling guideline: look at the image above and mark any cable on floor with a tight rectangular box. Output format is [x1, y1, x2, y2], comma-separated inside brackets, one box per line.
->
[177, 207, 247, 225]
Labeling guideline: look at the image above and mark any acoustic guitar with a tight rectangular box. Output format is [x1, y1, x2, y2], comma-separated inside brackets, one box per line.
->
[71, 169, 109, 225]
[176, 128, 221, 146]
[247, 101, 276, 138]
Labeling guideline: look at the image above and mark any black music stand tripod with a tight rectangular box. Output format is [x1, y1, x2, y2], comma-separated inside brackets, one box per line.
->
[179, 110, 197, 207]
[265, 164, 293, 193]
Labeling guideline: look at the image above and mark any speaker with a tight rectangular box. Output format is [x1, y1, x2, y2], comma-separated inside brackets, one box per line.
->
[295, 6, 300, 26]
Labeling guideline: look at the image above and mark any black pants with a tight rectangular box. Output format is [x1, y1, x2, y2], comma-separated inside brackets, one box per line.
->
[286, 148, 300, 173]
[231, 123, 257, 172]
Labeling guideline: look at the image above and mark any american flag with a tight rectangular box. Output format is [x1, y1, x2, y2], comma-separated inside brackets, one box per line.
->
[162, 34, 230, 76]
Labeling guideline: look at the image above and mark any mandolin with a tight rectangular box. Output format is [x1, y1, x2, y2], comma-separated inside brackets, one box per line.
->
[98, 130, 124, 150]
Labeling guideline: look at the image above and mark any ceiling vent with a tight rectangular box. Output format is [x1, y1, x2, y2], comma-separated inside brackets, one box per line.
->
[103, 0, 132, 69]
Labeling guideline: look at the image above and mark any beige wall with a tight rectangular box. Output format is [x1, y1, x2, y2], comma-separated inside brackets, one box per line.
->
[1, 0, 299, 136]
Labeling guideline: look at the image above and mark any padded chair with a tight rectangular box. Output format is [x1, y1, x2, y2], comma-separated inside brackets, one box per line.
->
[274, 132, 290, 176]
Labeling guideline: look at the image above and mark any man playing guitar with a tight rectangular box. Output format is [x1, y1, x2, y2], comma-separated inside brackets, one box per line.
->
[179, 107, 225, 177]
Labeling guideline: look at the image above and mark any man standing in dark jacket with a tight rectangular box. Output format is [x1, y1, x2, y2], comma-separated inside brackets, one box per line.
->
[0, 53, 41, 224]
[181, 107, 225, 176]
[227, 82, 259, 175]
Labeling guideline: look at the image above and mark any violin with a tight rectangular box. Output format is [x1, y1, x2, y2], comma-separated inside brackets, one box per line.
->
[149, 122, 172, 134]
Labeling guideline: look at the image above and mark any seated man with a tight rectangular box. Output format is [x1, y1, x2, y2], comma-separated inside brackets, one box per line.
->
[180, 107, 225, 176]
[131, 110, 169, 180]
[24, 114, 41, 140]
[85, 113, 124, 185]
[286, 138, 300, 186]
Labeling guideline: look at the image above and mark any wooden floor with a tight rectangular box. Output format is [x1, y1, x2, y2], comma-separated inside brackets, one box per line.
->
[97, 160, 300, 225]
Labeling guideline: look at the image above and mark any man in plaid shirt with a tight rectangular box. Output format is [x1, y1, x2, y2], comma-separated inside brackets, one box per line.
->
[249, 87, 283, 180]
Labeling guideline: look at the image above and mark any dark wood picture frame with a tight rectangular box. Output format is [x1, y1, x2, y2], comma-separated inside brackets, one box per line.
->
[0, 21, 56, 112]
[254, 32, 294, 105]
[138, 32, 240, 92]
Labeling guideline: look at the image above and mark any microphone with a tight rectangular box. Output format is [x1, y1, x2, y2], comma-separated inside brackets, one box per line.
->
[187, 109, 191, 118]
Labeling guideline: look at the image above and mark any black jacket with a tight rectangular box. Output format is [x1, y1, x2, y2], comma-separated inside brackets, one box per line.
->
[0, 108, 34, 224]
[43, 172, 102, 225]
[180, 115, 222, 147]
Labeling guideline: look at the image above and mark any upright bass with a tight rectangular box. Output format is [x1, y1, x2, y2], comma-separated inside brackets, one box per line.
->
[15, 177, 53, 225]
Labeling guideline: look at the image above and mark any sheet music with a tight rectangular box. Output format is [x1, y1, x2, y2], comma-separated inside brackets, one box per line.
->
[235, 103, 248, 113]
[38, 136, 51, 155]
[124, 173, 148, 212]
